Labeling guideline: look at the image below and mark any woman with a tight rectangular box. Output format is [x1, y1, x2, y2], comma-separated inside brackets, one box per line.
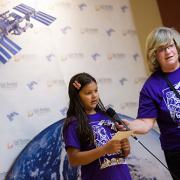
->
[121, 27, 180, 180]
[63, 72, 131, 180]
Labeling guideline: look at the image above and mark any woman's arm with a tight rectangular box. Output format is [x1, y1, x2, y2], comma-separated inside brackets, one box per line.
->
[67, 139, 123, 166]
[116, 118, 156, 134]
[129, 118, 156, 134]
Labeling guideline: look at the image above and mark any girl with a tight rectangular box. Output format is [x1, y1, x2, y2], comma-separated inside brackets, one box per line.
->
[63, 72, 132, 180]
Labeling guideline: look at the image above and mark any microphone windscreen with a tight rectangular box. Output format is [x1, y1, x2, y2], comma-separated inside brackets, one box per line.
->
[106, 107, 123, 125]
[106, 107, 116, 117]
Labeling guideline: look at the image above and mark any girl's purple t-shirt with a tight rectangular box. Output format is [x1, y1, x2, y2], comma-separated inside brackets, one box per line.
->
[137, 67, 180, 151]
[63, 112, 132, 180]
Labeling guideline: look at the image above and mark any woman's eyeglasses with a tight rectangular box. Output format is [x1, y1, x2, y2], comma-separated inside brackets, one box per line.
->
[156, 43, 176, 54]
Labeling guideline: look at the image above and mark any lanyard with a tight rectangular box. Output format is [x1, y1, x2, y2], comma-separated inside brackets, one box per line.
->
[162, 73, 180, 99]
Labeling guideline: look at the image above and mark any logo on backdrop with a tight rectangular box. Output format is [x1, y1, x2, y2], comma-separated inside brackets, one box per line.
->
[60, 26, 72, 34]
[122, 29, 137, 36]
[106, 28, 115, 37]
[60, 53, 84, 61]
[94, 4, 114, 11]
[119, 78, 128, 86]
[7, 138, 30, 150]
[78, 3, 87, 11]
[7, 143, 14, 149]
[91, 52, 101, 61]
[47, 79, 65, 88]
[107, 53, 126, 61]
[97, 78, 112, 84]
[46, 54, 56, 62]
[121, 5, 128, 13]
[7, 112, 19, 121]
[27, 107, 51, 117]
[60, 106, 68, 116]
[133, 53, 140, 61]
[81, 28, 98, 34]
[0, 82, 18, 89]
[27, 81, 38, 90]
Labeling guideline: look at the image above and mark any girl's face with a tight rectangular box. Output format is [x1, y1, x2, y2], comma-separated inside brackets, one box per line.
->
[79, 81, 99, 114]
[155, 42, 180, 72]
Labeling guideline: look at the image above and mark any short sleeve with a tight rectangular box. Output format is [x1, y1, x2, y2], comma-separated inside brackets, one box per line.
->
[63, 120, 81, 150]
[137, 88, 158, 119]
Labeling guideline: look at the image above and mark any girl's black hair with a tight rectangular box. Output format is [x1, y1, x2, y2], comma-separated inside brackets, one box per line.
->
[63, 72, 107, 145]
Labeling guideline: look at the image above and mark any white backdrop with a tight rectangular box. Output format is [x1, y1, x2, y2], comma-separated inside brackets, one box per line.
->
[0, 0, 162, 179]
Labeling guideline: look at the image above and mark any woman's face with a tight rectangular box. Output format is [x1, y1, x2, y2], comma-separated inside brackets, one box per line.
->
[79, 81, 99, 114]
[155, 41, 179, 72]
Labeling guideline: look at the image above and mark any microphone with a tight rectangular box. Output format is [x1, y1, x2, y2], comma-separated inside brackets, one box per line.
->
[106, 107, 131, 131]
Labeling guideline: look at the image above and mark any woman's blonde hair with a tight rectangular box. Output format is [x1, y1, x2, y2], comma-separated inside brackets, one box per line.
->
[145, 27, 180, 72]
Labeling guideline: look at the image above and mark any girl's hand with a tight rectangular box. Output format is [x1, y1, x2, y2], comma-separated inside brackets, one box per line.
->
[121, 138, 130, 157]
[102, 138, 130, 157]
[103, 139, 122, 154]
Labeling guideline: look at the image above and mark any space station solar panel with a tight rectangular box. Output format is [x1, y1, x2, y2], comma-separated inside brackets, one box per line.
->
[13, 3, 56, 26]
[0, 36, 21, 64]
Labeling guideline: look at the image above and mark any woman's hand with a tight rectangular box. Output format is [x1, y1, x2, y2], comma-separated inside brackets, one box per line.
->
[115, 119, 131, 131]
[116, 118, 156, 134]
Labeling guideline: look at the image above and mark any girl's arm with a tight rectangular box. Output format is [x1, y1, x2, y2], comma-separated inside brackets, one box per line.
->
[67, 139, 123, 166]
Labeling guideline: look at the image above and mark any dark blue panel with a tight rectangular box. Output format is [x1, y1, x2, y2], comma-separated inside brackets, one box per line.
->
[19, 3, 35, 11]
[0, 39, 18, 55]
[0, 46, 12, 59]
[13, 6, 30, 15]
[37, 11, 56, 21]
[4, 36, 21, 51]
[33, 14, 51, 26]
[0, 53, 8, 64]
